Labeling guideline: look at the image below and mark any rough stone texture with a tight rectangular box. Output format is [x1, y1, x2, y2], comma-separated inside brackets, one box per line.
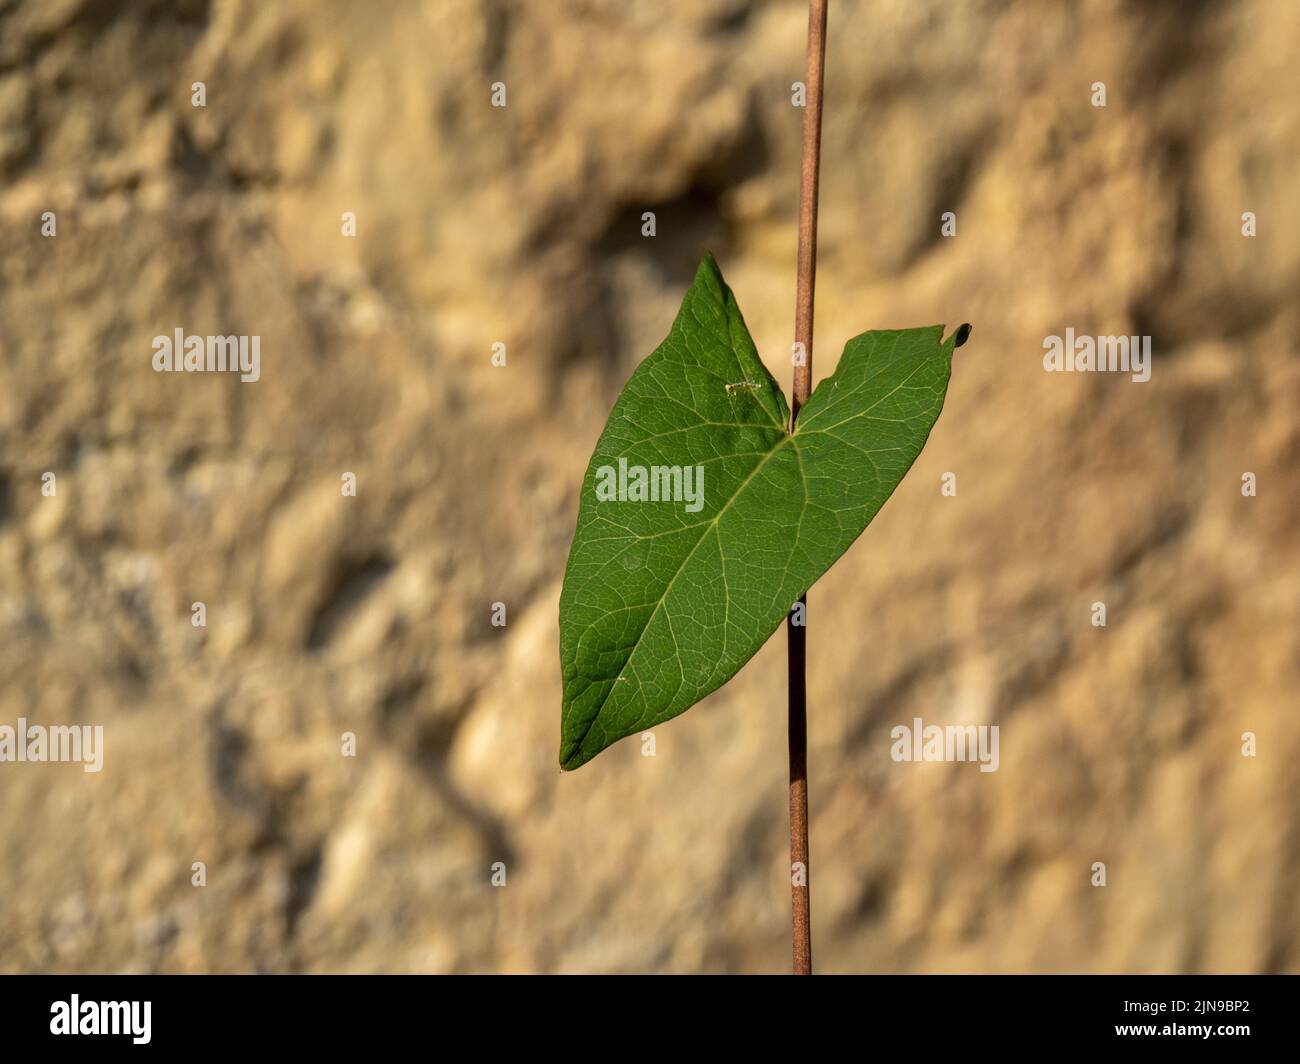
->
[0, 0, 1296, 973]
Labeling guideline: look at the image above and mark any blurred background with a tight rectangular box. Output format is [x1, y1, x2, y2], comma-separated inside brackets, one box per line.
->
[0, 0, 1297, 973]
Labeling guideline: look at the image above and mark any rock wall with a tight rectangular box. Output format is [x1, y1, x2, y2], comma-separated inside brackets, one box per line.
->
[0, 0, 1296, 972]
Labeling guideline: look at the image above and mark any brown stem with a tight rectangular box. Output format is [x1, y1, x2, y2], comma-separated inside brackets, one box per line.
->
[788, 0, 827, 977]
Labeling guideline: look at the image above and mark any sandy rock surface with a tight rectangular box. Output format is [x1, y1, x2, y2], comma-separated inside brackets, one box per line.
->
[0, 0, 1296, 972]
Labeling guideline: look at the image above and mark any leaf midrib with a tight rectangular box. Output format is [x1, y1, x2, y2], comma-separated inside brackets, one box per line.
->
[568, 326, 935, 764]
[567, 429, 797, 762]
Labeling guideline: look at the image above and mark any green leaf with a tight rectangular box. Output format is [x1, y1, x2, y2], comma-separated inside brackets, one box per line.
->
[559, 253, 961, 770]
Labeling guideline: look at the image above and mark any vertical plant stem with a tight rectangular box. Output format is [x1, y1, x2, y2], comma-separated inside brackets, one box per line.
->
[788, 0, 827, 977]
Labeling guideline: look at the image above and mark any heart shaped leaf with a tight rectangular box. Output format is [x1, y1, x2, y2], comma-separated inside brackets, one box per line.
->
[559, 253, 960, 770]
